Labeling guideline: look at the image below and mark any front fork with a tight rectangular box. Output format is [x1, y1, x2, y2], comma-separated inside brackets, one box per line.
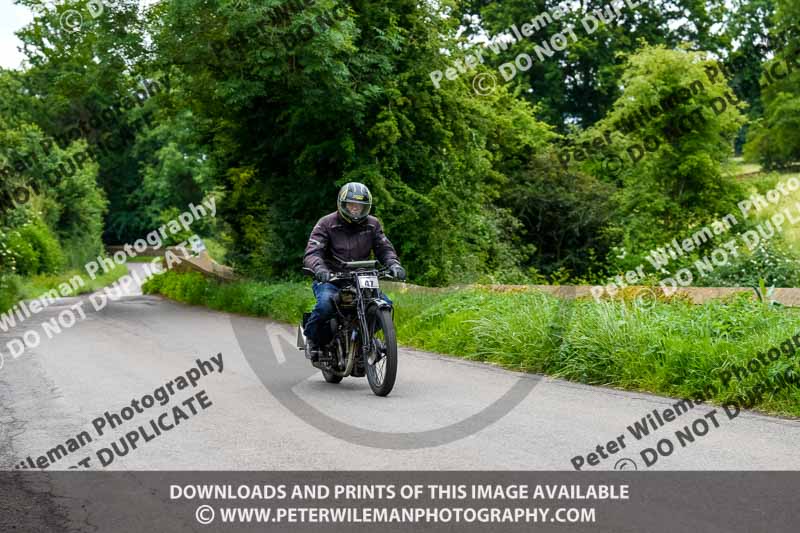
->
[362, 296, 393, 365]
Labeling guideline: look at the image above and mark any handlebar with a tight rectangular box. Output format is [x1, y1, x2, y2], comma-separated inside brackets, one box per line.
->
[302, 266, 400, 283]
[343, 260, 380, 269]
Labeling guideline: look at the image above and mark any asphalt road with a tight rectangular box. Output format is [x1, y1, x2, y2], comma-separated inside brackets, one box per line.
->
[2, 263, 800, 474]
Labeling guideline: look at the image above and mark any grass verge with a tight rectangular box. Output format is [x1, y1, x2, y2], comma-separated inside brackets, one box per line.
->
[15, 264, 130, 301]
[1, 263, 129, 315]
[143, 271, 800, 417]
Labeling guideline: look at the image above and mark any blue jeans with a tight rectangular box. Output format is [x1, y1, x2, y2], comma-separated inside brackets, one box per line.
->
[304, 281, 393, 346]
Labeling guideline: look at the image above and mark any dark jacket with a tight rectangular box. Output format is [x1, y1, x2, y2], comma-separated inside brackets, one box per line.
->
[303, 212, 400, 274]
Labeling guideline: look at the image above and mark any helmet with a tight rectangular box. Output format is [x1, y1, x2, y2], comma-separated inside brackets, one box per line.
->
[337, 182, 372, 224]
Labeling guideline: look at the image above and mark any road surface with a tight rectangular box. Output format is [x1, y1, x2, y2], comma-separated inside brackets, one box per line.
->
[2, 263, 799, 473]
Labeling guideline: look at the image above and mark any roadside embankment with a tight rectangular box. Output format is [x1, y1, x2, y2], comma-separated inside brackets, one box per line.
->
[143, 271, 800, 418]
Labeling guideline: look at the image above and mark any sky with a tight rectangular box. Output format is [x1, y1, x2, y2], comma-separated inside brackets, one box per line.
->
[0, 1, 33, 69]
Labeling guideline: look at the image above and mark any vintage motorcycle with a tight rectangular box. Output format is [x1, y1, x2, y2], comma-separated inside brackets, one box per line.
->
[297, 260, 399, 397]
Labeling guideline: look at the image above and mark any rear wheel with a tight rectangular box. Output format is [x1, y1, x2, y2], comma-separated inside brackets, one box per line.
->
[366, 307, 397, 397]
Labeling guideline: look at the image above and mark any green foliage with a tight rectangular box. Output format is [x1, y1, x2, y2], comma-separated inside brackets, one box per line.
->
[0, 263, 127, 315]
[742, 1, 800, 169]
[744, 93, 800, 169]
[130, 110, 220, 237]
[1, 220, 64, 276]
[220, 166, 283, 278]
[15, 0, 152, 244]
[5, 0, 796, 288]
[203, 236, 230, 265]
[722, 0, 778, 126]
[21, 220, 65, 274]
[45, 143, 108, 266]
[570, 46, 747, 272]
[696, 238, 800, 288]
[143, 270, 313, 322]
[0, 87, 108, 268]
[0, 274, 21, 314]
[148, 0, 556, 286]
[5, 228, 39, 275]
[15, 263, 127, 301]
[0, 216, 65, 276]
[458, 0, 730, 128]
[501, 152, 616, 278]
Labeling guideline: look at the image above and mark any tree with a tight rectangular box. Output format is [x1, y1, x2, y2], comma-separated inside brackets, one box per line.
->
[456, 0, 728, 129]
[149, 0, 555, 284]
[567, 46, 746, 271]
[743, 0, 800, 168]
[15, 0, 162, 243]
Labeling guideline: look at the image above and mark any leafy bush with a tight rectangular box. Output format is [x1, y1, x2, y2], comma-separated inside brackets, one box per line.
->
[696, 238, 800, 288]
[5, 229, 39, 276]
[502, 153, 615, 279]
[44, 142, 107, 268]
[0, 121, 106, 270]
[0, 274, 21, 313]
[742, 16, 800, 171]
[203, 236, 230, 265]
[3, 221, 65, 276]
[21, 221, 65, 274]
[570, 46, 747, 273]
[744, 99, 800, 170]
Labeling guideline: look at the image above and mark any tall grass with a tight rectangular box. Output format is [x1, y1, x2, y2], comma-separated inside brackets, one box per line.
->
[143, 271, 800, 417]
[1, 264, 129, 314]
[15, 264, 129, 301]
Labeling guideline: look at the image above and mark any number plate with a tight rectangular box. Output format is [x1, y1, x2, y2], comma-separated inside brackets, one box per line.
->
[357, 275, 379, 289]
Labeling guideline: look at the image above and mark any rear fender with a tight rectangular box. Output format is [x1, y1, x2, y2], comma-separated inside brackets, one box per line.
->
[298, 312, 312, 349]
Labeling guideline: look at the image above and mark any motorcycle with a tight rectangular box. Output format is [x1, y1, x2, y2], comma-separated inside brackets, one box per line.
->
[297, 260, 399, 397]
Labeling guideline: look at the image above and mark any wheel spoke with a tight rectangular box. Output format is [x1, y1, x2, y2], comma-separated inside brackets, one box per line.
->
[365, 309, 396, 396]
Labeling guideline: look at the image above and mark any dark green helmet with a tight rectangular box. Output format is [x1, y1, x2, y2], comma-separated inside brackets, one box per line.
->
[337, 182, 372, 224]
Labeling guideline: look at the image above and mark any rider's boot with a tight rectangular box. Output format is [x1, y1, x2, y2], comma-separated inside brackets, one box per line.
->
[304, 338, 321, 362]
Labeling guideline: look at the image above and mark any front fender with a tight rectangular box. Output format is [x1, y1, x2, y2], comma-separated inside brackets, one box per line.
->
[366, 297, 393, 313]
[366, 297, 394, 324]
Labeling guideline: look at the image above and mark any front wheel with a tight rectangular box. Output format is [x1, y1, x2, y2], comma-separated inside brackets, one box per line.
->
[365, 307, 398, 397]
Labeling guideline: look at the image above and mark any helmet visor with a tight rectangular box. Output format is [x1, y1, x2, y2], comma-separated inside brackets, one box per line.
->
[343, 200, 370, 220]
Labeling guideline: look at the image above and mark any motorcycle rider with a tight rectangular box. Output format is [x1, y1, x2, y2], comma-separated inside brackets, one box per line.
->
[302, 182, 406, 361]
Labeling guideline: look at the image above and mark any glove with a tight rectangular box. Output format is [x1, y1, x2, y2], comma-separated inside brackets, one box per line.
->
[389, 264, 407, 281]
[315, 270, 332, 283]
